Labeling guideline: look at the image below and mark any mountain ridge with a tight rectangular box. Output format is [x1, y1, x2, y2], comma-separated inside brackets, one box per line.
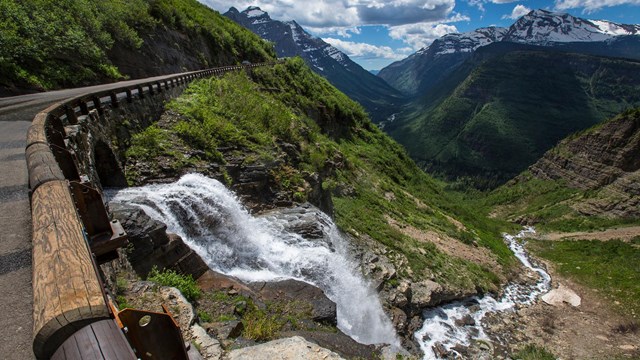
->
[224, 6, 405, 122]
[379, 9, 640, 95]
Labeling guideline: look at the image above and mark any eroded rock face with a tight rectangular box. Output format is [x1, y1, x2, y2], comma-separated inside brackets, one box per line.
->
[109, 202, 209, 278]
[527, 109, 640, 218]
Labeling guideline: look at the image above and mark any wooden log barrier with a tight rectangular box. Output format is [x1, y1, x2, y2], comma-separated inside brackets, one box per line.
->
[31, 180, 110, 359]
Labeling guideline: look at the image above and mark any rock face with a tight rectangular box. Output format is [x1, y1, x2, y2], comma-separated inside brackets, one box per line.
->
[528, 109, 640, 218]
[225, 336, 344, 360]
[109, 202, 209, 278]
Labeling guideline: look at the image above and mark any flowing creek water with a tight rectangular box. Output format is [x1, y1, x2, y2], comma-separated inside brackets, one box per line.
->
[108, 173, 399, 347]
[109, 174, 551, 358]
[415, 227, 552, 359]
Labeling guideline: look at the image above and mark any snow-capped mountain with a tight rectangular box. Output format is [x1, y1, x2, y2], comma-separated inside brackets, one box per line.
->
[379, 9, 640, 94]
[224, 7, 404, 122]
[427, 27, 508, 56]
[504, 9, 640, 44]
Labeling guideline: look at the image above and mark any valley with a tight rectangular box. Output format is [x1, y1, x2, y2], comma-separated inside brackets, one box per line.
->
[1, 2, 639, 359]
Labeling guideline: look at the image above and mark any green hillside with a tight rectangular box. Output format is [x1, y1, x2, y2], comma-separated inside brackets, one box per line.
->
[0, 0, 275, 94]
[126, 58, 517, 294]
[387, 45, 640, 189]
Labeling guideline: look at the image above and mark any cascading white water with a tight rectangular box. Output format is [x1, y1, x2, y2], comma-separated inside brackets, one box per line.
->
[415, 227, 551, 359]
[108, 173, 399, 346]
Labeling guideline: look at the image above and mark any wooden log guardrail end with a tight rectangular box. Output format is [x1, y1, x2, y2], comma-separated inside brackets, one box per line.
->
[31, 180, 110, 359]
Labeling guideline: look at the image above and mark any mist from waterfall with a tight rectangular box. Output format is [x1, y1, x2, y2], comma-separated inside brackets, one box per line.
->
[108, 173, 398, 346]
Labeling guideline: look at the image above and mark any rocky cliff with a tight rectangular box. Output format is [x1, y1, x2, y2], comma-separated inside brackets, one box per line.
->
[528, 108, 640, 218]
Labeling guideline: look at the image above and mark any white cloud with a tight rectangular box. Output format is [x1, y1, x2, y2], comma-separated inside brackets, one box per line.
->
[389, 23, 460, 49]
[200, 0, 468, 53]
[502, 4, 532, 19]
[200, 0, 456, 28]
[555, 0, 640, 12]
[468, 0, 521, 12]
[387, 13, 468, 50]
[323, 38, 413, 59]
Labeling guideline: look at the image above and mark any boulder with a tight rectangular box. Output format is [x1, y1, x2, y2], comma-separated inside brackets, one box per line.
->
[411, 280, 443, 308]
[248, 279, 337, 325]
[225, 336, 344, 360]
[541, 283, 581, 307]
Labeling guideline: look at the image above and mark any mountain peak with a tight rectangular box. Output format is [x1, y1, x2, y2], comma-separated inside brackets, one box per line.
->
[242, 6, 270, 20]
[506, 8, 639, 43]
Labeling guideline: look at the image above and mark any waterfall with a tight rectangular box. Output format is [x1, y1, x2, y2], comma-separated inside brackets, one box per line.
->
[108, 173, 398, 346]
[415, 227, 551, 359]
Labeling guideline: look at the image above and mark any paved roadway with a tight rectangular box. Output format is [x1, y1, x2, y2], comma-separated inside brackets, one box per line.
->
[0, 73, 197, 359]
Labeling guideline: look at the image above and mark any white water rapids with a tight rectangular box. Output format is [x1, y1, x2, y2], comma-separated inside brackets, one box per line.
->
[108, 173, 399, 347]
[415, 227, 552, 359]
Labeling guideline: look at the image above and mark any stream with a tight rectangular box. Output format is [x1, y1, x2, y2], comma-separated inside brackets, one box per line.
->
[415, 227, 552, 359]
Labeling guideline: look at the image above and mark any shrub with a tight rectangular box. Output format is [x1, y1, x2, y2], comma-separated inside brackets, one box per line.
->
[147, 267, 201, 302]
[513, 344, 556, 360]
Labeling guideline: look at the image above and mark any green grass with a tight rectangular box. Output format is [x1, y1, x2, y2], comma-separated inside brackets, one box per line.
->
[147, 267, 201, 302]
[513, 344, 556, 360]
[529, 239, 640, 317]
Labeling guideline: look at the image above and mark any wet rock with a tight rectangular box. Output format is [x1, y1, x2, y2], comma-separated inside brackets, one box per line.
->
[451, 344, 469, 357]
[110, 203, 208, 279]
[259, 204, 332, 243]
[391, 307, 408, 331]
[433, 342, 449, 358]
[454, 315, 476, 327]
[226, 336, 344, 360]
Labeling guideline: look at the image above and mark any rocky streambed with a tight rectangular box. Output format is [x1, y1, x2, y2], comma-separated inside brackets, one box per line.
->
[414, 228, 552, 359]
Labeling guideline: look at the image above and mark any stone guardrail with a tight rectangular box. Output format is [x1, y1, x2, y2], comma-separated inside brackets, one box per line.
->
[25, 62, 272, 359]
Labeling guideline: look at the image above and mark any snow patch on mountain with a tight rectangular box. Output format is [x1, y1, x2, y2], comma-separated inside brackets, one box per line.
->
[505, 9, 639, 44]
[434, 27, 508, 56]
[246, 6, 266, 18]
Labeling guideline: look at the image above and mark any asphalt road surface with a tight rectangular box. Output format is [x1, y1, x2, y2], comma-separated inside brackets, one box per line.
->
[0, 73, 196, 359]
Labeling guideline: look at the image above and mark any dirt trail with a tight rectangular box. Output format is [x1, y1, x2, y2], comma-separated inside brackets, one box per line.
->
[534, 225, 640, 242]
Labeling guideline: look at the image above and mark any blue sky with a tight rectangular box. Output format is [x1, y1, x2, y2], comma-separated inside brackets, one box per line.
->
[200, 0, 640, 70]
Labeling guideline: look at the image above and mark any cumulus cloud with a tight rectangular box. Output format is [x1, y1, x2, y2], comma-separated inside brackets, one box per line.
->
[555, 0, 640, 12]
[200, 0, 456, 27]
[323, 38, 412, 59]
[502, 4, 532, 19]
[200, 0, 466, 53]
[468, 0, 521, 12]
[389, 23, 459, 49]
